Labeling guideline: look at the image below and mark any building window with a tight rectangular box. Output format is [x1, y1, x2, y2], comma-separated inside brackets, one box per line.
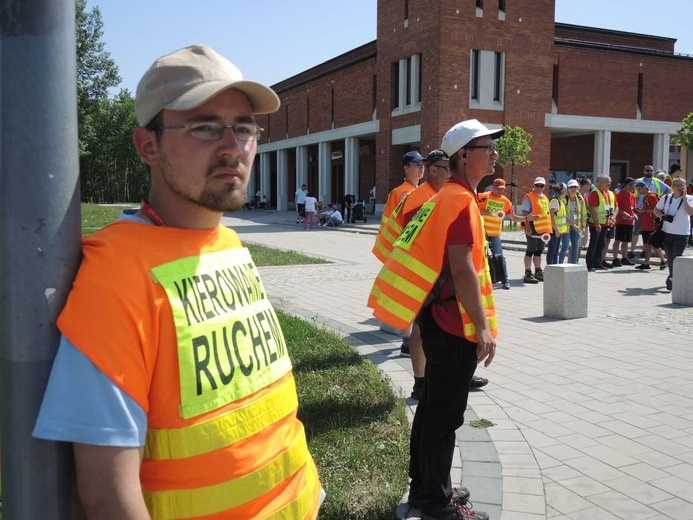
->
[470, 50, 480, 101]
[498, 0, 505, 11]
[476, 0, 483, 17]
[476, 0, 483, 7]
[392, 54, 421, 115]
[469, 50, 504, 110]
[404, 0, 409, 21]
[637, 72, 644, 112]
[552, 64, 559, 103]
[493, 52, 503, 102]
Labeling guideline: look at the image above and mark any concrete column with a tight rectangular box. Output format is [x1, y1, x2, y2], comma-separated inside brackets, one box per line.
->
[652, 133, 671, 172]
[296, 145, 309, 190]
[276, 149, 289, 211]
[318, 141, 332, 205]
[593, 130, 611, 177]
[344, 137, 359, 198]
[260, 153, 272, 206]
[247, 160, 257, 203]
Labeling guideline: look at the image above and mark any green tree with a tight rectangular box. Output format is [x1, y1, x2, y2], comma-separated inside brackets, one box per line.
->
[672, 112, 693, 151]
[495, 125, 532, 212]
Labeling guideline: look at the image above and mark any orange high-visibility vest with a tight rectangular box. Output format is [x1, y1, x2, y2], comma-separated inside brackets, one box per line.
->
[524, 191, 552, 234]
[372, 180, 418, 262]
[477, 192, 512, 237]
[58, 222, 321, 520]
[368, 182, 498, 342]
[397, 181, 437, 228]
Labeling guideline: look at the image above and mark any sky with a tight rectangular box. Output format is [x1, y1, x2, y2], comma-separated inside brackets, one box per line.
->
[91, 0, 693, 95]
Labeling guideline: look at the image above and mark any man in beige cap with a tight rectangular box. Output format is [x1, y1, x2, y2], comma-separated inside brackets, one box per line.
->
[34, 45, 323, 519]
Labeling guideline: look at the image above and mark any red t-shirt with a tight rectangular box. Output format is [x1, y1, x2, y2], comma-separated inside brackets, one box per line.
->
[614, 190, 636, 226]
[640, 192, 660, 232]
[429, 176, 476, 337]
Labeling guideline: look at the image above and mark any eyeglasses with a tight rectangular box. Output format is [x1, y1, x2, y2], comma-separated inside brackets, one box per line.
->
[431, 163, 450, 172]
[534, 184, 545, 188]
[465, 144, 497, 153]
[644, 169, 654, 172]
[568, 186, 578, 189]
[155, 122, 264, 141]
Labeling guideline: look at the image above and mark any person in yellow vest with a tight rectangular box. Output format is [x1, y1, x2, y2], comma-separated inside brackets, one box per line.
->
[478, 178, 525, 289]
[369, 119, 500, 520]
[586, 173, 616, 271]
[546, 182, 569, 265]
[565, 179, 588, 263]
[521, 177, 552, 283]
[372, 150, 425, 355]
[33, 45, 322, 519]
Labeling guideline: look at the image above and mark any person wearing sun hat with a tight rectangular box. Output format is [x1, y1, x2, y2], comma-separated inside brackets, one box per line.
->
[33, 44, 323, 519]
[520, 176, 551, 283]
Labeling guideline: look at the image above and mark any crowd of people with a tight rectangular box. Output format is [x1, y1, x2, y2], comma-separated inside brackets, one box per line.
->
[509, 164, 693, 292]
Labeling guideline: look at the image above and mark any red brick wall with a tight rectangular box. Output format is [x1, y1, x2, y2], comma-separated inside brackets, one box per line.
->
[555, 24, 675, 53]
[555, 46, 693, 122]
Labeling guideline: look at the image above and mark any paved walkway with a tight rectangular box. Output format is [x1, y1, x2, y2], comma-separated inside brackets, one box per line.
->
[224, 210, 693, 520]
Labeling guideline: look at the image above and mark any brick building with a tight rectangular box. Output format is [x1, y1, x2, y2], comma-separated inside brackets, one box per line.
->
[252, 0, 693, 211]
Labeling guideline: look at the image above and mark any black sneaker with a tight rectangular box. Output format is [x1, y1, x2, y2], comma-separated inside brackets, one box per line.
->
[534, 269, 544, 282]
[635, 264, 651, 270]
[660, 263, 667, 270]
[666, 277, 673, 291]
[470, 376, 489, 389]
[501, 281, 510, 290]
[621, 258, 634, 266]
[612, 259, 622, 267]
[400, 344, 411, 357]
[602, 262, 612, 269]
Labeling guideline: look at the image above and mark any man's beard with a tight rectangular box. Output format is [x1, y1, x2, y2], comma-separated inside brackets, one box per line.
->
[161, 156, 249, 213]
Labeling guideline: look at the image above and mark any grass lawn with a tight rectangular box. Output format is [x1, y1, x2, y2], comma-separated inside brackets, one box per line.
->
[76, 204, 409, 518]
[280, 311, 409, 519]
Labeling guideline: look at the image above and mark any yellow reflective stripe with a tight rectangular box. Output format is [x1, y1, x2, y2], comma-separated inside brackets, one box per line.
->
[265, 461, 319, 520]
[378, 267, 428, 303]
[145, 377, 298, 460]
[482, 293, 495, 308]
[387, 218, 403, 236]
[374, 238, 391, 259]
[380, 226, 399, 248]
[143, 434, 311, 519]
[389, 248, 438, 284]
[463, 315, 498, 337]
[478, 270, 491, 286]
[374, 292, 416, 325]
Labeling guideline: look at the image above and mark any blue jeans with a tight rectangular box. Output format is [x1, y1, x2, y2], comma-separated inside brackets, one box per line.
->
[486, 235, 508, 283]
[409, 306, 478, 511]
[567, 228, 582, 264]
[547, 233, 560, 264]
[557, 232, 571, 263]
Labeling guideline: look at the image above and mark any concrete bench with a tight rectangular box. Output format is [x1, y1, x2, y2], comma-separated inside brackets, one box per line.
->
[543, 264, 588, 319]
[672, 256, 693, 306]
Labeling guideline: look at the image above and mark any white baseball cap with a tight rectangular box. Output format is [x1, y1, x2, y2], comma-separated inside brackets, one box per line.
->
[534, 177, 547, 185]
[567, 179, 579, 188]
[441, 119, 505, 157]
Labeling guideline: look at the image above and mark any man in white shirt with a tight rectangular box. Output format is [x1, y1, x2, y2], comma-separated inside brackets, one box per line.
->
[295, 183, 308, 223]
[654, 178, 693, 291]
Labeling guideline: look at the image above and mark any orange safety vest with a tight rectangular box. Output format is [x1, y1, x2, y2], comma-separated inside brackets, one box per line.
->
[368, 182, 498, 342]
[523, 191, 552, 235]
[397, 181, 437, 228]
[478, 192, 512, 237]
[372, 180, 418, 262]
[58, 222, 321, 520]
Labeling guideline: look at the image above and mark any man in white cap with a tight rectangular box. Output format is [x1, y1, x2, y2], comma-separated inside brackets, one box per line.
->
[33, 45, 322, 519]
[370, 119, 500, 520]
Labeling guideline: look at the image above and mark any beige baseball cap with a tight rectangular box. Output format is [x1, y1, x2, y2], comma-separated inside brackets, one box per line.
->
[135, 44, 280, 126]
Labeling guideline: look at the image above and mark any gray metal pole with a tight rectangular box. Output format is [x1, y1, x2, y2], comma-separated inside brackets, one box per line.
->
[1, 1, 81, 518]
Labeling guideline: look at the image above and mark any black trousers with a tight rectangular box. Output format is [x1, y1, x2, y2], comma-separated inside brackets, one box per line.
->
[408, 306, 478, 511]
[663, 233, 688, 279]
[586, 225, 608, 269]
